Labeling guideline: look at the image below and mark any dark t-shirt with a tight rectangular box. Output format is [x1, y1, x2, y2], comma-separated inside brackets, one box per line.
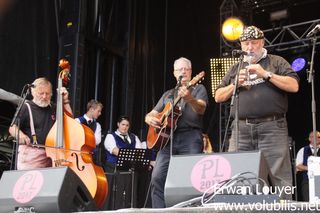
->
[153, 84, 208, 130]
[217, 54, 299, 119]
[14, 100, 56, 145]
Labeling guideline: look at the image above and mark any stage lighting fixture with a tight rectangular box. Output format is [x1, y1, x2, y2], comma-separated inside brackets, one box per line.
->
[291, 57, 307, 72]
[210, 57, 239, 97]
[222, 17, 244, 41]
[270, 9, 288, 21]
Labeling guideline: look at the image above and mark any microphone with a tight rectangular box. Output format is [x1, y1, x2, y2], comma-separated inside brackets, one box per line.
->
[306, 24, 320, 38]
[26, 84, 35, 88]
[232, 50, 254, 56]
[175, 75, 183, 89]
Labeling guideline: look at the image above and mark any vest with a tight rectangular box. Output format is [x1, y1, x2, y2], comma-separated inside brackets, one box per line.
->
[78, 115, 97, 132]
[105, 132, 136, 165]
[302, 145, 320, 180]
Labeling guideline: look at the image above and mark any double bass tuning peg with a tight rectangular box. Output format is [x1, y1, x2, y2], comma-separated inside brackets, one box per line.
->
[58, 59, 71, 84]
[59, 59, 70, 70]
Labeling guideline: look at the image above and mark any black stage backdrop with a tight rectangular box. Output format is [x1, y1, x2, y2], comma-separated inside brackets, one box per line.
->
[0, 0, 319, 154]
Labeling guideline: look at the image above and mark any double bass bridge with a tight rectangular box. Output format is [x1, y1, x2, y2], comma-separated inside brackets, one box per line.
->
[54, 159, 71, 167]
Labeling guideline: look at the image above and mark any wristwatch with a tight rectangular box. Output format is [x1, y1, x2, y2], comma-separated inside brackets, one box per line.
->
[264, 72, 273, 81]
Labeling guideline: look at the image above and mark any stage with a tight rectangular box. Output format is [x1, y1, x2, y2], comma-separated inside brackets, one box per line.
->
[84, 201, 320, 213]
[0, 166, 320, 212]
[1, 152, 318, 212]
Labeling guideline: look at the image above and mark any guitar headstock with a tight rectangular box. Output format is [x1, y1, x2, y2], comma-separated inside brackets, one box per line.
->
[188, 71, 205, 87]
[58, 59, 71, 85]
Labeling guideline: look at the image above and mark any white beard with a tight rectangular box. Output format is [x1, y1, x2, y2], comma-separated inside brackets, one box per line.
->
[33, 99, 51, 107]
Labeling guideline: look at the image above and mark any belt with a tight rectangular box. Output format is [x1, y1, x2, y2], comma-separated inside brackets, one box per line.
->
[175, 127, 201, 132]
[240, 114, 285, 124]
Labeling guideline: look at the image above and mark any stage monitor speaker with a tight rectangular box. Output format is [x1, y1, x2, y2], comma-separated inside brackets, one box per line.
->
[0, 167, 97, 212]
[103, 171, 135, 210]
[164, 151, 274, 207]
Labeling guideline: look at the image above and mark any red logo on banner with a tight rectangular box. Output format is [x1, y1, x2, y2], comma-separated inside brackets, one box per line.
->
[12, 170, 44, 203]
[191, 155, 232, 192]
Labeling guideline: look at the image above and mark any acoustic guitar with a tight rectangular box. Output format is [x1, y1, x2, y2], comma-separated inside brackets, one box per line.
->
[147, 71, 205, 151]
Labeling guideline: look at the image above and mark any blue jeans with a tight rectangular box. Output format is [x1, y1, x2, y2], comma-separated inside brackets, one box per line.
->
[229, 118, 292, 199]
[151, 128, 203, 208]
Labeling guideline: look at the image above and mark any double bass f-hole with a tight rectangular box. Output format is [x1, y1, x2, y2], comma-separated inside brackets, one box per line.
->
[71, 152, 85, 171]
[51, 152, 84, 171]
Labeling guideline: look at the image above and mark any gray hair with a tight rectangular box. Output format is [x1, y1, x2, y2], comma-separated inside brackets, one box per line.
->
[31, 77, 52, 95]
[173, 57, 192, 69]
[32, 77, 52, 89]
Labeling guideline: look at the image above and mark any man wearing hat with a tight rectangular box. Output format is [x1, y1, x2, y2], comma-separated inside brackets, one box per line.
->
[215, 26, 299, 199]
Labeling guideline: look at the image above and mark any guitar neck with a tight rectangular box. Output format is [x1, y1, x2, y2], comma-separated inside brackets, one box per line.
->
[172, 82, 194, 108]
[147, 71, 205, 151]
[56, 78, 64, 147]
[173, 96, 182, 108]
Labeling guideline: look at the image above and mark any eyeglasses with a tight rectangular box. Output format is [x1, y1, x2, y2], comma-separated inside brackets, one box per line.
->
[174, 67, 191, 72]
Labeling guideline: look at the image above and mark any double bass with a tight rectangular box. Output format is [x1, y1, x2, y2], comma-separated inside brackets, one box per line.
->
[45, 59, 108, 208]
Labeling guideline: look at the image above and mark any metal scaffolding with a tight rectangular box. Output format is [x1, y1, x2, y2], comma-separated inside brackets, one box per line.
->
[219, 0, 239, 56]
[263, 19, 320, 52]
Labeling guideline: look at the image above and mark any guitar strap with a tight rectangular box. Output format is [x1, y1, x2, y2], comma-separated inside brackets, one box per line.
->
[25, 102, 38, 145]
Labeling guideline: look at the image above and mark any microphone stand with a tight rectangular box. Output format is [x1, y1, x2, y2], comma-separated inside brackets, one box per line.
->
[230, 55, 244, 152]
[307, 36, 318, 156]
[169, 85, 178, 158]
[10, 85, 30, 170]
[169, 75, 182, 157]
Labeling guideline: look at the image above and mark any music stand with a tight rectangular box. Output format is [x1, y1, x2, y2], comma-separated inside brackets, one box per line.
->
[116, 148, 151, 208]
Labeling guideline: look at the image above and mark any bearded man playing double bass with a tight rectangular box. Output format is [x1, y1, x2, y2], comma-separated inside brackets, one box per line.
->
[9, 77, 72, 170]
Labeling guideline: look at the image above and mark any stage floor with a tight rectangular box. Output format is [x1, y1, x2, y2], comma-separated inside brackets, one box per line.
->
[84, 201, 320, 213]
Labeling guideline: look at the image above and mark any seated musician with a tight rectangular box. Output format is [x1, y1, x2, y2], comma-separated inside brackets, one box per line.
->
[75, 99, 103, 164]
[104, 115, 147, 172]
[76, 99, 103, 146]
[8, 77, 72, 170]
[296, 131, 320, 201]
[103, 115, 155, 209]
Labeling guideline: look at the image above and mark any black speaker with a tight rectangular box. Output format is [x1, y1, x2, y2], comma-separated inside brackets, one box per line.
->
[0, 167, 97, 212]
[164, 151, 274, 207]
[103, 171, 136, 210]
